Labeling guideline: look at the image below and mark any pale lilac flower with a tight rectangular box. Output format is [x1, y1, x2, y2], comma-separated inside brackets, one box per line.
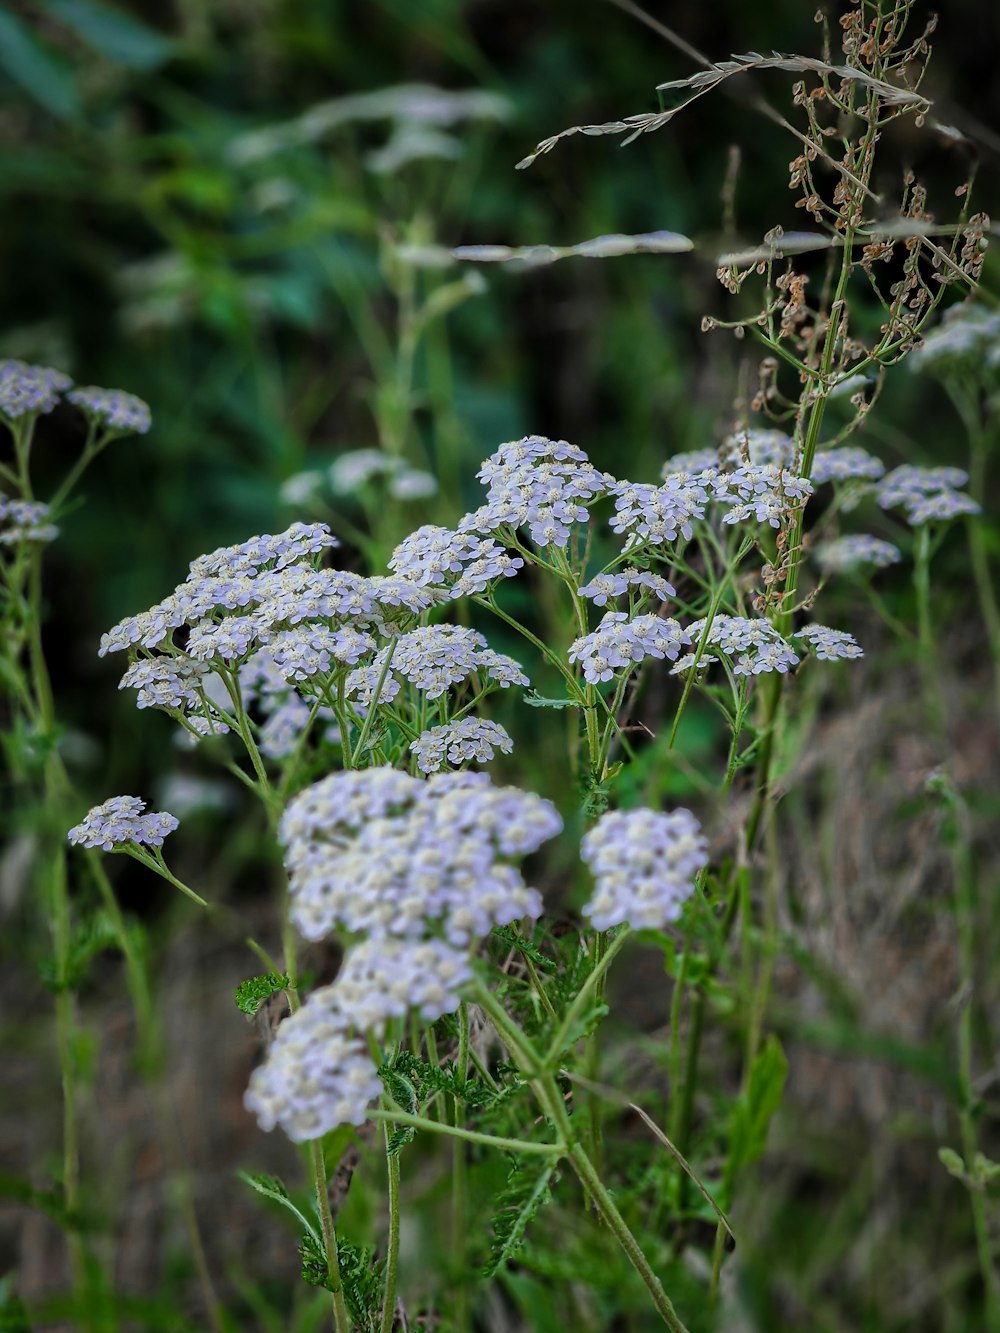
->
[578, 568, 676, 606]
[609, 476, 711, 550]
[464, 435, 613, 547]
[345, 662, 402, 713]
[330, 937, 472, 1030]
[681, 616, 798, 677]
[568, 611, 689, 684]
[119, 656, 208, 710]
[719, 466, 812, 529]
[0, 360, 71, 418]
[0, 496, 58, 545]
[661, 448, 720, 476]
[389, 524, 522, 596]
[410, 717, 513, 773]
[67, 386, 151, 435]
[389, 468, 438, 500]
[876, 465, 978, 526]
[266, 625, 376, 680]
[815, 534, 901, 572]
[581, 807, 708, 930]
[723, 428, 795, 468]
[68, 795, 179, 851]
[910, 303, 1000, 373]
[793, 625, 863, 661]
[189, 522, 338, 580]
[186, 616, 259, 663]
[387, 625, 527, 699]
[281, 767, 560, 945]
[811, 447, 885, 483]
[329, 448, 395, 492]
[243, 1000, 381, 1141]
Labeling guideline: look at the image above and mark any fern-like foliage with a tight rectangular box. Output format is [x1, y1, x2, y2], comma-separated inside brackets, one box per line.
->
[234, 971, 289, 1016]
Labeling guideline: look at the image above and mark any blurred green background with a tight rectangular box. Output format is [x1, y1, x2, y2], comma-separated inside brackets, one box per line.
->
[2, 2, 999, 1330]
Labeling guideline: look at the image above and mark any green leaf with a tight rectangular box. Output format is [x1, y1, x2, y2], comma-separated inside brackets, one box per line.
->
[0, 10, 80, 120]
[42, 0, 175, 70]
[523, 691, 579, 710]
[485, 1160, 556, 1277]
[729, 1035, 788, 1177]
[238, 1170, 320, 1244]
[234, 972, 289, 1016]
[938, 1147, 966, 1181]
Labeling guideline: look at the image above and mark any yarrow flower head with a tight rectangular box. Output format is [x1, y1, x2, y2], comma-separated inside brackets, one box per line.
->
[815, 534, 901, 573]
[389, 524, 523, 597]
[568, 611, 689, 684]
[67, 795, 179, 851]
[280, 767, 561, 945]
[909, 303, 1000, 375]
[811, 447, 885, 484]
[718, 466, 812, 529]
[723, 428, 795, 469]
[386, 624, 528, 699]
[66, 386, 151, 435]
[326, 937, 472, 1032]
[0, 360, 71, 419]
[876, 465, 979, 526]
[578, 568, 676, 607]
[680, 616, 798, 677]
[243, 1001, 381, 1141]
[462, 435, 614, 548]
[0, 496, 58, 545]
[581, 807, 708, 930]
[410, 716, 513, 774]
[793, 625, 863, 661]
[609, 475, 712, 550]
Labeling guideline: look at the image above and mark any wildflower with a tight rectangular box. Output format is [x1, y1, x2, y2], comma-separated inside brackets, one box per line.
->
[329, 448, 396, 492]
[188, 522, 338, 580]
[389, 524, 522, 596]
[279, 470, 325, 506]
[66, 386, 151, 435]
[581, 807, 708, 930]
[661, 448, 720, 477]
[609, 476, 711, 549]
[0, 360, 71, 419]
[119, 656, 208, 710]
[68, 795, 179, 851]
[387, 625, 528, 699]
[811, 447, 885, 483]
[331, 937, 472, 1030]
[578, 568, 675, 607]
[243, 1000, 382, 1141]
[345, 662, 402, 712]
[909, 303, 1000, 374]
[681, 616, 799, 677]
[876, 465, 979, 525]
[410, 717, 514, 773]
[719, 466, 812, 529]
[389, 468, 438, 500]
[266, 625, 376, 681]
[793, 625, 863, 661]
[723, 428, 795, 469]
[568, 611, 689, 684]
[464, 435, 614, 547]
[815, 534, 901, 572]
[280, 767, 560, 945]
[0, 497, 59, 545]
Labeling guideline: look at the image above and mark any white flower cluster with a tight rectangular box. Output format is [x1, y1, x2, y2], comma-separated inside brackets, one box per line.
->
[679, 616, 799, 677]
[246, 768, 561, 1140]
[0, 360, 72, 419]
[609, 475, 713, 549]
[0, 496, 59, 546]
[68, 795, 178, 852]
[282, 767, 561, 945]
[722, 428, 795, 469]
[718, 466, 813, 529]
[66, 387, 151, 435]
[389, 524, 523, 597]
[793, 625, 863, 661]
[815, 534, 901, 572]
[410, 716, 513, 773]
[462, 435, 614, 548]
[581, 807, 708, 930]
[876, 466, 980, 526]
[578, 568, 675, 606]
[811, 447, 885, 484]
[370, 624, 528, 701]
[568, 611, 690, 684]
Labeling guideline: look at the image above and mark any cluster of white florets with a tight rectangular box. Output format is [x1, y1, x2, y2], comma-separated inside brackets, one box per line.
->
[568, 611, 690, 684]
[0, 496, 59, 546]
[410, 716, 513, 774]
[581, 807, 708, 930]
[679, 616, 799, 678]
[245, 767, 562, 1140]
[0, 360, 151, 436]
[815, 534, 902, 572]
[389, 524, 523, 596]
[876, 466, 980, 526]
[67, 795, 178, 852]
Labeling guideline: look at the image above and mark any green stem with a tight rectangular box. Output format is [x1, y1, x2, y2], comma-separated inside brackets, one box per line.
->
[366, 1109, 562, 1156]
[452, 1003, 471, 1333]
[543, 930, 631, 1069]
[309, 1138, 351, 1333]
[379, 1125, 401, 1333]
